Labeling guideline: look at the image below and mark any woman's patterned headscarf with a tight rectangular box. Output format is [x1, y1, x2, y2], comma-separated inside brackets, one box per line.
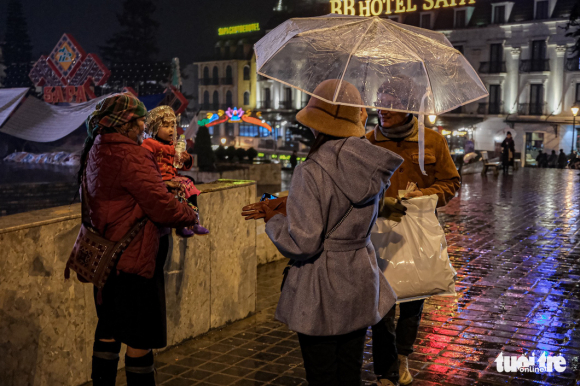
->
[85, 93, 147, 139]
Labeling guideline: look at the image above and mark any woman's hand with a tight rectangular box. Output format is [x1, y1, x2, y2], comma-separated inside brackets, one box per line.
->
[242, 197, 287, 222]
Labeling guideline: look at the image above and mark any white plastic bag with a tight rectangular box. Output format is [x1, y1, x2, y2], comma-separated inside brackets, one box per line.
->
[371, 194, 456, 303]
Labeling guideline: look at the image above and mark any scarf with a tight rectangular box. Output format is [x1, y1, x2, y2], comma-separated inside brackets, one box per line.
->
[378, 115, 415, 139]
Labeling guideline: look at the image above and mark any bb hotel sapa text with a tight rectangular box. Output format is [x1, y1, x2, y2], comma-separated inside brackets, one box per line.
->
[330, 0, 476, 17]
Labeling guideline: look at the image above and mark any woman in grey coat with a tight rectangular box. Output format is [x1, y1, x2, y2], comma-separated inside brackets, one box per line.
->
[252, 80, 403, 386]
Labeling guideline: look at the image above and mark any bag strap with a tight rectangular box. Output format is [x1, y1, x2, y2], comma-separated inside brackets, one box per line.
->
[80, 171, 91, 227]
[325, 205, 354, 239]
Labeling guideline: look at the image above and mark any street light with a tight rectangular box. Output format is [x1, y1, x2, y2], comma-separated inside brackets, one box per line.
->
[220, 137, 227, 145]
[428, 115, 437, 125]
[572, 105, 579, 154]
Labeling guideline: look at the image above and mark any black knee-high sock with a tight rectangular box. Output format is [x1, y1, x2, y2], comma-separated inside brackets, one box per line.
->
[125, 350, 156, 386]
[92, 340, 122, 386]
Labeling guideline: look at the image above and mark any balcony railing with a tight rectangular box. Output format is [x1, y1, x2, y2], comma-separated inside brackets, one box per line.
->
[566, 57, 580, 71]
[221, 77, 234, 85]
[479, 61, 507, 74]
[201, 78, 212, 86]
[518, 102, 547, 116]
[478, 103, 504, 115]
[211, 78, 220, 85]
[258, 100, 272, 109]
[519, 59, 550, 72]
[201, 103, 212, 110]
[278, 100, 294, 110]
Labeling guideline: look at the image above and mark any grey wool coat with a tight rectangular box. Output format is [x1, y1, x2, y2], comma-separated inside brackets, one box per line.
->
[265, 136, 404, 336]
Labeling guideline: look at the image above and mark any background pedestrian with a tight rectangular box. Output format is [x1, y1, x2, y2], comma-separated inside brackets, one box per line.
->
[501, 132, 515, 174]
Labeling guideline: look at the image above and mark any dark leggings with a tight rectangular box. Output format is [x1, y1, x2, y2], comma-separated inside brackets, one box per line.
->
[371, 299, 424, 381]
[297, 328, 367, 386]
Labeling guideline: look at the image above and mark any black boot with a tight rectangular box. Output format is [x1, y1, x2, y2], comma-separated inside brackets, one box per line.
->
[91, 340, 122, 386]
[125, 350, 156, 386]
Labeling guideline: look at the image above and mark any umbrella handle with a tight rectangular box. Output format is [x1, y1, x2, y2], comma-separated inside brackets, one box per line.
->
[418, 91, 429, 177]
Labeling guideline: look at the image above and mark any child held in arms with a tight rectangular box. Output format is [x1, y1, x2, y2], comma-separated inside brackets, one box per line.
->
[142, 106, 209, 237]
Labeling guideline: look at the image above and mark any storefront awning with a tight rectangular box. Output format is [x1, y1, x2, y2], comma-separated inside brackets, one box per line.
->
[0, 88, 28, 127]
[0, 95, 108, 142]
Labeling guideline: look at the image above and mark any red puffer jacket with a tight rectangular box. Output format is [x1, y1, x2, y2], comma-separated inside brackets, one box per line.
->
[141, 138, 192, 181]
[85, 133, 198, 278]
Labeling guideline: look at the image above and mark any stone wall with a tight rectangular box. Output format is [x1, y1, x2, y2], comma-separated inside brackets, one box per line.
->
[184, 163, 282, 186]
[0, 180, 257, 386]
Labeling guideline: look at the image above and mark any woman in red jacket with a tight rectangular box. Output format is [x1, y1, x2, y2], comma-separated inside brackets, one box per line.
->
[80, 94, 199, 386]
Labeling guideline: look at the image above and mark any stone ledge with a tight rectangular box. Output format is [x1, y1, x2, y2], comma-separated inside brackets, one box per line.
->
[0, 179, 256, 235]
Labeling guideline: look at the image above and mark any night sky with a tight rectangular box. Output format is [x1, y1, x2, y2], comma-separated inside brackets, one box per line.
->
[0, 0, 280, 64]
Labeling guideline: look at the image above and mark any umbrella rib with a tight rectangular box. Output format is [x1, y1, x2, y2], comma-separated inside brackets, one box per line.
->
[379, 21, 434, 114]
[334, 19, 375, 103]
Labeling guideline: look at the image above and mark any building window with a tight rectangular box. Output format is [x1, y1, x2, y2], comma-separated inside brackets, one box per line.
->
[203, 67, 210, 84]
[212, 66, 219, 85]
[493, 5, 506, 24]
[203, 91, 209, 109]
[244, 65, 250, 81]
[454, 45, 464, 54]
[530, 84, 544, 115]
[531, 40, 547, 61]
[535, 0, 549, 20]
[225, 66, 233, 84]
[212, 91, 219, 110]
[489, 43, 503, 72]
[455, 10, 466, 28]
[489, 85, 501, 114]
[239, 124, 271, 137]
[420, 13, 431, 29]
[226, 90, 233, 107]
[262, 88, 271, 109]
[244, 91, 250, 106]
[575, 84, 580, 103]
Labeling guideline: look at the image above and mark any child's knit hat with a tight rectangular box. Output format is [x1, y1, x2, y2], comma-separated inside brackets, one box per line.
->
[145, 105, 176, 137]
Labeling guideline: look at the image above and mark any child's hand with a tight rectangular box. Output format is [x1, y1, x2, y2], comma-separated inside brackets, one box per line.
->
[165, 181, 184, 194]
[179, 152, 192, 164]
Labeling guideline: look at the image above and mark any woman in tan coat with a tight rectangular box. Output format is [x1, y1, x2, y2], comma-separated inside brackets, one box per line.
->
[367, 82, 460, 386]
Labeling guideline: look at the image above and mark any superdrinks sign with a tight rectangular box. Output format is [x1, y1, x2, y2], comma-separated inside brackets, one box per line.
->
[329, 0, 475, 16]
[218, 23, 260, 36]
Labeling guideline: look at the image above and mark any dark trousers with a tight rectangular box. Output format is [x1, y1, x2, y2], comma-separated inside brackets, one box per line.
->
[371, 299, 424, 381]
[297, 328, 367, 386]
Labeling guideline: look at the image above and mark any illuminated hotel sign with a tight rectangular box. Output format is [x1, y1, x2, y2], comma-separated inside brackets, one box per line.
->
[218, 23, 260, 36]
[330, 0, 475, 16]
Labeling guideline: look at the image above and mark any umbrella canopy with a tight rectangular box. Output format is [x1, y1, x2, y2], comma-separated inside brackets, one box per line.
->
[255, 14, 487, 115]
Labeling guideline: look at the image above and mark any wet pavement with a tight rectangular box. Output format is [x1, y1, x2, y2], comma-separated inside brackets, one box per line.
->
[90, 168, 580, 386]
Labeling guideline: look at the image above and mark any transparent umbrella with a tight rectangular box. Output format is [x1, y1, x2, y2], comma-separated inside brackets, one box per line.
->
[254, 15, 488, 173]
[255, 14, 487, 115]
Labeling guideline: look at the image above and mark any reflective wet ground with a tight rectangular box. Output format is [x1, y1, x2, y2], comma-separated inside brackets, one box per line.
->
[92, 168, 580, 386]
